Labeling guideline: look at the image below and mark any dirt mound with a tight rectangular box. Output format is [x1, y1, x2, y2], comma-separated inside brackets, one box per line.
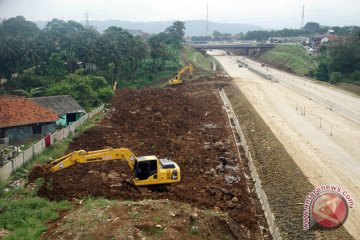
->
[35, 84, 267, 239]
[44, 199, 252, 240]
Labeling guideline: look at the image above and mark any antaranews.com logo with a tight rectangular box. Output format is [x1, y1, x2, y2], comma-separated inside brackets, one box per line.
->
[303, 184, 354, 230]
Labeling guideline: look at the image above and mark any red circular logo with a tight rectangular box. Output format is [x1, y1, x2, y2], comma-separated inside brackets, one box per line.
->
[311, 192, 349, 228]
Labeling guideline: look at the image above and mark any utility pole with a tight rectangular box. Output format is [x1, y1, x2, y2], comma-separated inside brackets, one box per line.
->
[300, 5, 305, 28]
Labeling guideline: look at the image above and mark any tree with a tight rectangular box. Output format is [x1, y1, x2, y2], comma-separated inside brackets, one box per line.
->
[14, 87, 43, 97]
[304, 22, 320, 31]
[329, 72, 341, 84]
[46, 53, 66, 78]
[0, 35, 18, 77]
[164, 21, 185, 49]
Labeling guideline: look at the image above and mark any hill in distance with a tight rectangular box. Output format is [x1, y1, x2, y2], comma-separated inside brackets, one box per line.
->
[35, 20, 264, 36]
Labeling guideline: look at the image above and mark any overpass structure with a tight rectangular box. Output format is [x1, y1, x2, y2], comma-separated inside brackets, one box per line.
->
[190, 43, 275, 51]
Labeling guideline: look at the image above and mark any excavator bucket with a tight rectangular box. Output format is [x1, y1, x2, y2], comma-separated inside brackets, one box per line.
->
[122, 180, 142, 194]
[27, 164, 50, 184]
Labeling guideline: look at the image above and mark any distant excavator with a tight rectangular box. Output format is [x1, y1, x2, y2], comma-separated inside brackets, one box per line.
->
[168, 64, 193, 85]
[28, 147, 181, 191]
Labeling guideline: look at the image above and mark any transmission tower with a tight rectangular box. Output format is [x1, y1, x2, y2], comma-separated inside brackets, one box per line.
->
[85, 11, 90, 27]
[300, 5, 305, 28]
[206, 2, 209, 36]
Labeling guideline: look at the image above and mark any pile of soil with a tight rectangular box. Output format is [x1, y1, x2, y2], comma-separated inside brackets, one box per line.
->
[35, 83, 268, 239]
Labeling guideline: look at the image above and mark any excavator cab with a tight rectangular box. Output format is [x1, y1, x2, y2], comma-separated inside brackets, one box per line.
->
[133, 155, 180, 186]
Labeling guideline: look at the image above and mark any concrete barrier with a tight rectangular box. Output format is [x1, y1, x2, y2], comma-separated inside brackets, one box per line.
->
[219, 89, 282, 240]
[33, 140, 43, 155]
[12, 153, 24, 170]
[70, 124, 75, 133]
[63, 127, 70, 139]
[23, 148, 33, 164]
[0, 161, 13, 180]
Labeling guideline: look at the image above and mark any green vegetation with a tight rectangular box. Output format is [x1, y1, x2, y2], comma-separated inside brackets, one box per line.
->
[0, 188, 70, 240]
[244, 24, 359, 42]
[0, 16, 186, 108]
[0, 112, 104, 240]
[182, 46, 214, 71]
[311, 31, 360, 84]
[83, 197, 115, 211]
[191, 23, 360, 43]
[259, 45, 317, 75]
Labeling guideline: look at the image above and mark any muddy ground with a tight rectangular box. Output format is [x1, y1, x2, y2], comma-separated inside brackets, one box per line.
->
[36, 81, 269, 239]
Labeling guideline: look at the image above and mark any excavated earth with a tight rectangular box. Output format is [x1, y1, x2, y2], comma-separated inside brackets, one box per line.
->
[36, 81, 269, 239]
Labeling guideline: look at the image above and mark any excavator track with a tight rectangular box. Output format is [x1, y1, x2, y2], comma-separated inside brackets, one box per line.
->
[122, 180, 142, 194]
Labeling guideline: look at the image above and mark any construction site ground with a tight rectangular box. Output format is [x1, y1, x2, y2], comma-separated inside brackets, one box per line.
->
[36, 79, 269, 240]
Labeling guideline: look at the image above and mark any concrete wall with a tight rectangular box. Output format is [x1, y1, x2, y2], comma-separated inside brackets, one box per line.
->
[42, 123, 56, 135]
[5, 122, 56, 144]
[56, 114, 67, 126]
[7, 126, 33, 142]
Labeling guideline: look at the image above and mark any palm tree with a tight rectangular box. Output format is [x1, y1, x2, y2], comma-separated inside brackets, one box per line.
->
[19, 36, 42, 69]
[0, 35, 19, 76]
[14, 87, 43, 97]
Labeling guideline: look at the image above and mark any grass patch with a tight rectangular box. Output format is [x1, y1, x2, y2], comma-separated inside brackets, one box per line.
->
[84, 197, 114, 211]
[0, 112, 104, 240]
[183, 46, 214, 71]
[259, 45, 317, 75]
[122, 70, 176, 88]
[0, 188, 70, 240]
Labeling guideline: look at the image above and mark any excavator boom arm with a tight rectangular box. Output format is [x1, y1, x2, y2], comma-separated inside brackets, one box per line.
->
[47, 147, 137, 172]
[168, 64, 193, 85]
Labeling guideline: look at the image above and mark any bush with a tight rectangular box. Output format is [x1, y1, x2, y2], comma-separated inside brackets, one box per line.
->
[351, 71, 360, 82]
[329, 72, 342, 84]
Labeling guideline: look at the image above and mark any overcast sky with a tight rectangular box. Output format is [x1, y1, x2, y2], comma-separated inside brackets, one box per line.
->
[0, 0, 359, 29]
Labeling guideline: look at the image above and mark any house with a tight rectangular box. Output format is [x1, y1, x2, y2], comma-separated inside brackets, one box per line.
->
[321, 35, 337, 45]
[0, 95, 59, 144]
[309, 30, 337, 51]
[309, 33, 324, 50]
[30, 95, 85, 126]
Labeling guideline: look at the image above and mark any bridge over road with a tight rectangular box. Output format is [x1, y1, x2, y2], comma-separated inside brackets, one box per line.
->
[190, 43, 275, 51]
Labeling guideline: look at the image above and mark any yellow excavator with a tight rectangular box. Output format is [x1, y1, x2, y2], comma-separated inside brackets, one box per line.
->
[28, 147, 180, 190]
[168, 64, 193, 85]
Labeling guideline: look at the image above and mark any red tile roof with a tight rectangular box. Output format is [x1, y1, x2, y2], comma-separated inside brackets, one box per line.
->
[0, 95, 59, 128]
[327, 35, 337, 41]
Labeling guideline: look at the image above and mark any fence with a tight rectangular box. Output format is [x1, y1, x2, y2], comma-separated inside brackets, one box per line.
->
[218, 89, 282, 240]
[0, 105, 104, 180]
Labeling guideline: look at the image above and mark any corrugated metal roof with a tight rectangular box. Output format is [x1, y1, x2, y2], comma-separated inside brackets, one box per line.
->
[0, 95, 59, 128]
[30, 95, 85, 115]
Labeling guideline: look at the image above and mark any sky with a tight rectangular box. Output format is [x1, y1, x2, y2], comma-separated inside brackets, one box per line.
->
[0, 0, 359, 29]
